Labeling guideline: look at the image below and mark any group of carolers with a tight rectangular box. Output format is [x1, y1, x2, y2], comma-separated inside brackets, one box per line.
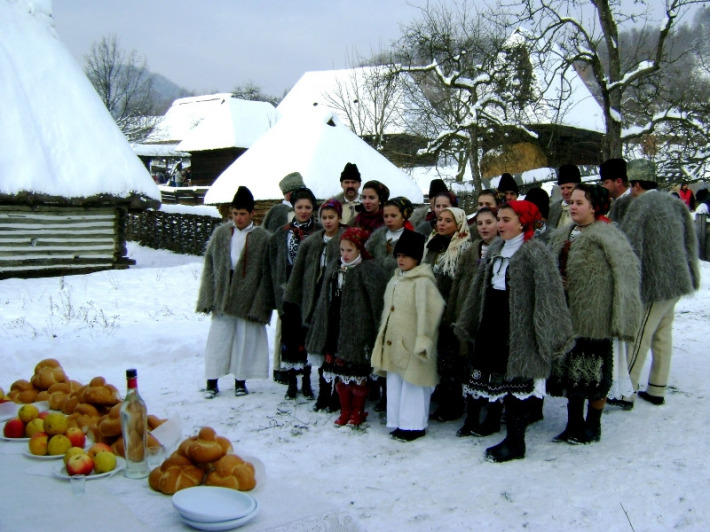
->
[196, 159, 699, 463]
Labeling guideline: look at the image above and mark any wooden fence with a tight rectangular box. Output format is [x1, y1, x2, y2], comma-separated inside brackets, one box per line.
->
[126, 210, 223, 256]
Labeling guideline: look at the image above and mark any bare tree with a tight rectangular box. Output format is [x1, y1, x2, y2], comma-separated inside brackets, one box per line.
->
[232, 81, 280, 106]
[496, 0, 707, 161]
[84, 35, 158, 142]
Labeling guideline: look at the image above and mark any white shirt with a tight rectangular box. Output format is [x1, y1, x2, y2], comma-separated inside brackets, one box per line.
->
[386, 227, 405, 243]
[230, 222, 254, 270]
[491, 233, 524, 290]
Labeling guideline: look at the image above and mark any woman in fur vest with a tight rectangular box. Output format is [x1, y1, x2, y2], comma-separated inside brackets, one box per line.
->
[306, 227, 388, 427]
[547, 184, 642, 444]
[423, 206, 472, 422]
[283, 199, 346, 412]
[456, 201, 574, 462]
[365, 196, 416, 410]
[372, 230, 445, 441]
[196, 186, 272, 398]
[262, 187, 321, 399]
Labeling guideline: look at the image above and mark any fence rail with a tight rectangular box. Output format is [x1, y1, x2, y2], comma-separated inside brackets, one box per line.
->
[126, 210, 222, 256]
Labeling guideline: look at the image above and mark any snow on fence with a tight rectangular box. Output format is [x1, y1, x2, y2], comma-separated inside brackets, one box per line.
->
[0, 205, 132, 279]
[126, 210, 223, 256]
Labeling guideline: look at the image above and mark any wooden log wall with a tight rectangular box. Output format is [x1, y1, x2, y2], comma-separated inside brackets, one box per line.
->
[0, 205, 131, 279]
[126, 210, 223, 256]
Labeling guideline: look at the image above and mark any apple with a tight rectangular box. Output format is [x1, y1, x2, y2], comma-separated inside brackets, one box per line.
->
[18, 404, 39, 423]
[3, 418, 25, 438]
[28, 432, 48, 456]
[64, 446, 86, 465]
[24, 418, 44, 437]
[93, 451, 117, 474]
[44, 412, 68, 435]
[38, 410, 50, 420]
[65, 427, 86, 448]
[66, 452, 94, 476]
[87, 442, 112, 459]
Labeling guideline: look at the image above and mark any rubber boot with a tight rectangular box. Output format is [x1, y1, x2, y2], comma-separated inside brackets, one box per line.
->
[301, 365, 314, 399]
[348, 383, 370, 426]
[527, 396, 544, 424]
[572, 398, 604, 444]
[553, 397, 586, 443]
[204, 379, 219, 399]
[374, 377, 387, 412]
[472, 399, 503, 436]
[313, 368, 330, 411]
[285, 370, 298, 399]
[485, 395, 528, 463]
[334, 381, 352, 426]
[457, 397, 483, 437]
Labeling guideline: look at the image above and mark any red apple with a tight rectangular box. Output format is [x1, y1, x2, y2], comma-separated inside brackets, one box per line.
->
[65, 452, 94, 476]
[65, 427, 86, 448]
[3, 418, 25, 438]
[38, 411, 50, 420]
[87, 442, 112, 459]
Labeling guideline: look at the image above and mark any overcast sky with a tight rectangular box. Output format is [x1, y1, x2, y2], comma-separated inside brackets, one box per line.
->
[52, 0, 429, 98]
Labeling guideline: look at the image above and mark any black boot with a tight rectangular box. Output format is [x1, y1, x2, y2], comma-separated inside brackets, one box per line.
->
[273, 369, 288, 385]
[472, 399, 503, 436]
[554, 397, 585, 443]
[367, 376, 380, 402]
[457, 397, 483, 437]
[285, 370, 298, 399]
[327, 379, 341, 413]
[374, 377, 387, 412]
[301, 366, 314, 399]
[485, 395, 528, 463]
[313, 368, 330, 411]
[234, 380, 248, 396]
[432, 379, 463, 422]
[571, 402, 603, 444]
[527, 396, 544, 424]
[204, 379, 219, 399]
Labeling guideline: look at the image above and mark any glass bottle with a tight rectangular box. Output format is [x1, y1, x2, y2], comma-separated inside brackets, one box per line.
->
[120, 368, 149, 479]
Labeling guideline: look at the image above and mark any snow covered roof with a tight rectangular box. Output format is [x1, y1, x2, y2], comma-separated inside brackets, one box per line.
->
[177, 96, 280, 153]
[0, 0, 160, 207]
[277, 66, 421, 136]
[143, 93, 234, 144]
[204, 107, 423, 204]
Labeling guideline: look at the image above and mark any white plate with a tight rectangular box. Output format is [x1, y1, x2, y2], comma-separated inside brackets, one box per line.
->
[52, 456, 125, 480]
[23, 450, 64, 460]
[181, 500, 259, 531]
[0, 434, 30, 442]
[238, 454, 266, 491]
[173, 486, 257, 522]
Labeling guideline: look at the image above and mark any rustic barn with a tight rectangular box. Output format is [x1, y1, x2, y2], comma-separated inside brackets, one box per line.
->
[0, 0, 160, 279]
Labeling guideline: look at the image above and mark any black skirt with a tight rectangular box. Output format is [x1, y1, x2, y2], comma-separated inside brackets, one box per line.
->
[547, 337, 613, 400]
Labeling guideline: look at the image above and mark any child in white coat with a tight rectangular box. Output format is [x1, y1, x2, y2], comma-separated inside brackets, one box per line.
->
[372, 230, 445, 441]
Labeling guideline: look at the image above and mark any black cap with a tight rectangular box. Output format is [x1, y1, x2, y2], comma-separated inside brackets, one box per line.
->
[393, 229, 425, 262]
[126, 368, 137, 378]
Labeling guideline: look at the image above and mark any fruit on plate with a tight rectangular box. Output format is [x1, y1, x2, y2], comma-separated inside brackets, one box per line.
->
[38, 410, 50, 420]
[87, 442, 112, 459]
[28, 432, 49, 455]
[93, 451, 117, 474]
[65, 426, 86, 448]
[64, 446, 86, 465]
[44, 412, 68, 436]
[4, 418, 25, 438]
[18, 404, 39, 423]
[47, 434, 72, 456]
[66, 452, 94, 476]
[24, 418, 44, 437]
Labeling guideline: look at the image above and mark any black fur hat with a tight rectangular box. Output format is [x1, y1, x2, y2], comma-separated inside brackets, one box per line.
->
[498, 173, 518, 194]
[340, 162, 361, 183]
[393, 229, 425, 263]
[558, 164, 581, 185]
[428, 179, 448, 198]
[600, 158, 627, 183]
[524, 187, 550, 220]
[231, 186, 255, 211]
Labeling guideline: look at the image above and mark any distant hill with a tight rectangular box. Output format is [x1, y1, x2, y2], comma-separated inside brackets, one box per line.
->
[149, 71, 193, 114]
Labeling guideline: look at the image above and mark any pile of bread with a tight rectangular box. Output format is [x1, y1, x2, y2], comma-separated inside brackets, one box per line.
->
[6, 359, 165, 457]
[149, 426, 256, 495]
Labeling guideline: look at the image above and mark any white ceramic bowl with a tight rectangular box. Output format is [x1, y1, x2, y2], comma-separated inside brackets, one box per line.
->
[180, 499, 259, 531]
[172, 486, 257, 522]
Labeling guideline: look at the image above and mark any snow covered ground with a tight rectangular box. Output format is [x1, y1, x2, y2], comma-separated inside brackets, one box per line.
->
[2, 242, 709, 531]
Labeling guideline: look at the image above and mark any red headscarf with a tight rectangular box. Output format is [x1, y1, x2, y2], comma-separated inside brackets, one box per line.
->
[504, 200, 541, 241]
[341, 227, 372, 259]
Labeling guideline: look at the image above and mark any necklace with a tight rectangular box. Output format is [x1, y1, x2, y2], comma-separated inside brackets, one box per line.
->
[575, 221, 594, 230]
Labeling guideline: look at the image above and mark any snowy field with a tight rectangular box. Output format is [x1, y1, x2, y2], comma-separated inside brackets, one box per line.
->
[2, 242, 709, 531]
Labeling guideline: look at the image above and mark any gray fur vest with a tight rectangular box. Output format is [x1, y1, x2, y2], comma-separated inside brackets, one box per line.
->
[195, 223, 271, 324]
[548, 222, 642, 341]
[365, 226, 399, 276]
[620, 191, 700, 303]
[455, 238, 574, 380]
[609, 194, 632, 224]
[283, 227, 345, 325]
[306, 258, 388, 364]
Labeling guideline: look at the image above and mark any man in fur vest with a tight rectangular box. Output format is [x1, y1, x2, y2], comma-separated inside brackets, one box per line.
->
[548, 164, 581, 229]
[600, 158, 632, 223]
[196, 186, 272, 399]
[333, 162, 362, 226]
[262, 171, 305, 233]
[615, 159, 700, 408]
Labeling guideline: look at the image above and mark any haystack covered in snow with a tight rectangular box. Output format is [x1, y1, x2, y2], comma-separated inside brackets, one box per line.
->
[0, 0, 160, 279]
[204, 107, 423, 206]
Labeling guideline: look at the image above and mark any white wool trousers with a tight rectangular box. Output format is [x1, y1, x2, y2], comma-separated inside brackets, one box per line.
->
[386, 372, 434, 431]
[626, 297, 680, 399]
[204, 313, 269, 381]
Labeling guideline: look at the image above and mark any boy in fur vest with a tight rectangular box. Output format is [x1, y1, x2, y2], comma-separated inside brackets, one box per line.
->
[306, 227, 388, 427]
[196, 186, 272, 399]
[372, 230, 445, 441]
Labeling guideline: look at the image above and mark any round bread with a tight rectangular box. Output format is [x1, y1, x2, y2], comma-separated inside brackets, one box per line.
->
[61, 395, 80, 414]
[185, 427, 226, 464]
[205, 454, 256, 491]
[97, 403, 122, 437]
[81, 383, 120, 406]
[33, 358, 61, 373]
[48, 390, 68, 411]
[31, 365, 67, 390]
[47, 382, 71, 394]
[10, 379, 33, 392]
[36, 390, 50, 401]
[149, 455, 204, 495]
[147, 415, 167, 430]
